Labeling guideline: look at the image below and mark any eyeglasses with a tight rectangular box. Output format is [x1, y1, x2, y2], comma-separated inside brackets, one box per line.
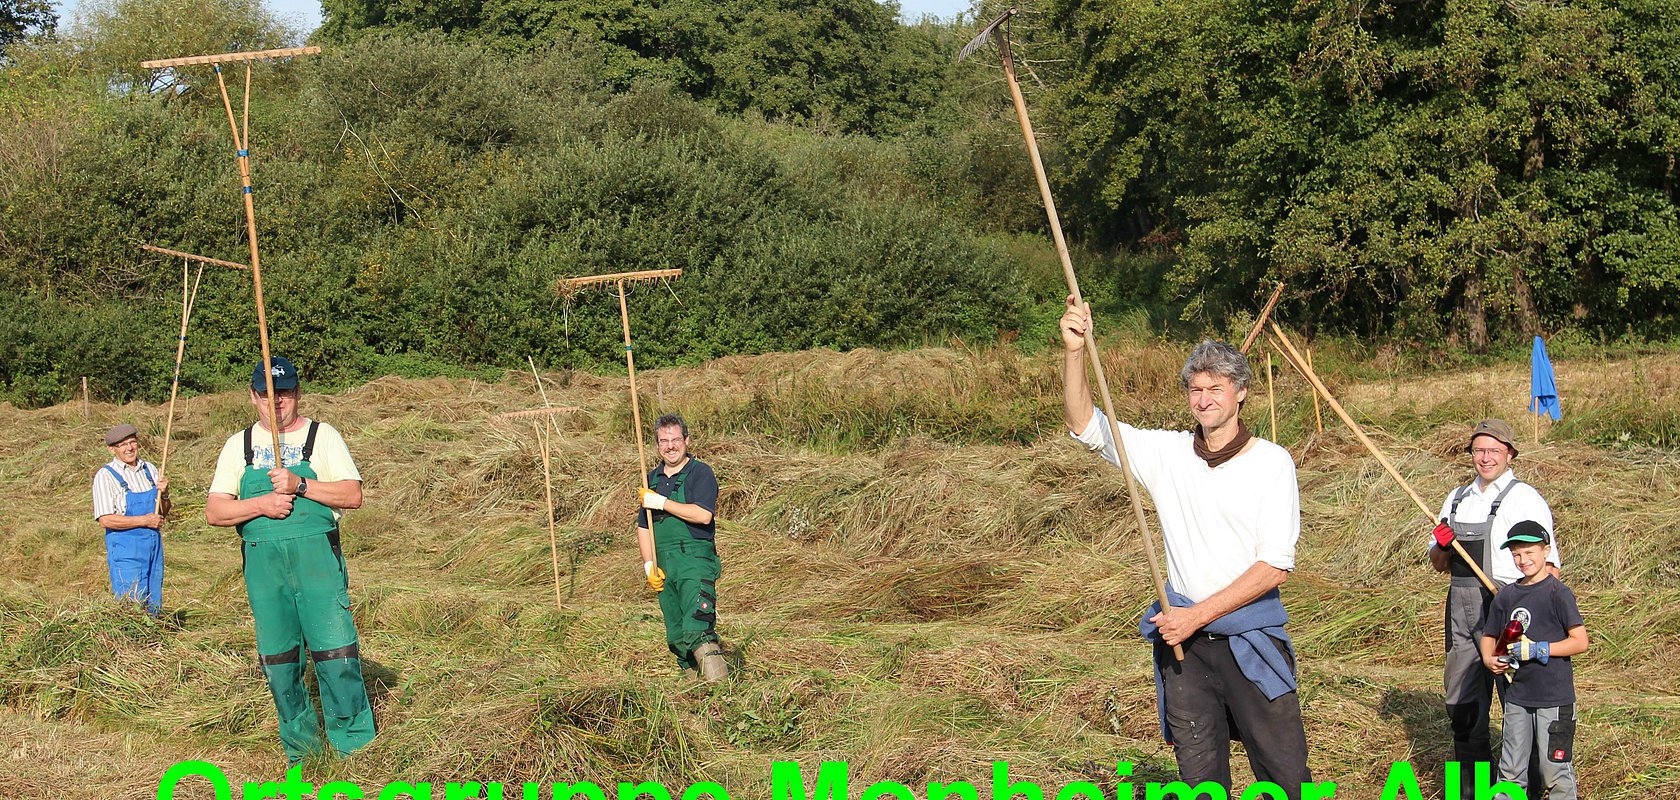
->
[1471, 448, 1509, 458]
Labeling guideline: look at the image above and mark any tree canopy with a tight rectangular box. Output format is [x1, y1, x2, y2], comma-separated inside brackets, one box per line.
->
[1044, 0, 1680, 347]
[4, 0, 1680, 406]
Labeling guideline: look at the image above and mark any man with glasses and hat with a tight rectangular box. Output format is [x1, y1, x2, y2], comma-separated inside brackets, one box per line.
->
[205, 356, 375, 763]
[1429, 418, 1558, 797]
[92, 423, 170, 615]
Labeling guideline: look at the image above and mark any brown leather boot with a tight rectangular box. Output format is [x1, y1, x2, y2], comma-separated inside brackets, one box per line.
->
[693, 642, 728, 682]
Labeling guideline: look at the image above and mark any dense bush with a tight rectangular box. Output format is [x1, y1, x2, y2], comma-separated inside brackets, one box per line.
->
[0, 31, 1038, 406]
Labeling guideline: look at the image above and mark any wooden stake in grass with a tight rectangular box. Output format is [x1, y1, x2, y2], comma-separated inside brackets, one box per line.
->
[140, 46, 320, 459]
[962, 10, 1180, 660]
[82, 377, 89, 418]
[139, 244, 249, 472]
[1267, 322, 1499, 594]
[556, 267, 683, 576]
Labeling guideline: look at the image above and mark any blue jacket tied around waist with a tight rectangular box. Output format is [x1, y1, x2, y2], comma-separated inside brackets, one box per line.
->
[1139, 587, 1296, 743]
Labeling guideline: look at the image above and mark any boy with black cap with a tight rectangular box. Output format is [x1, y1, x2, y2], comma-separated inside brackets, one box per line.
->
[92, 423, 170, 614]
[205, 356, 375, 763]
[1480, 521, 1587, 800]
[1428, 418, 1558, 795]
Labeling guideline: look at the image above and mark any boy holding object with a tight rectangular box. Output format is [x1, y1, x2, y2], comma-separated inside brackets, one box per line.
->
[1479, 521, 1588, 800]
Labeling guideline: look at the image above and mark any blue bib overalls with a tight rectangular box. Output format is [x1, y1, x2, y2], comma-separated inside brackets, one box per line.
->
[102, 463, 163, 615]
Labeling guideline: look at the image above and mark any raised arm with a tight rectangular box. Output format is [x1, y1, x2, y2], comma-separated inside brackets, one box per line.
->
[1061, 296, 1095, 434]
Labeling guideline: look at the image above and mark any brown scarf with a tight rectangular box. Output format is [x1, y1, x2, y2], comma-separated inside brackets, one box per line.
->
[1193, 420, 1252, 468]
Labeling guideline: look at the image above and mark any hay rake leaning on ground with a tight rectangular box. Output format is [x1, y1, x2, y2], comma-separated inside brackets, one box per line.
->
[1059, 299, 1313, 797]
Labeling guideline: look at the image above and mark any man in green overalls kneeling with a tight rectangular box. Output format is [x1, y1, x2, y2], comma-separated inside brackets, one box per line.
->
[206, 356, 375, 763]
[636, 413, 726, 682]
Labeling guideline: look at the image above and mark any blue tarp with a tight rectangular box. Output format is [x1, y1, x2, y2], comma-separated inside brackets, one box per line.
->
[1530, 336, 1562, 420]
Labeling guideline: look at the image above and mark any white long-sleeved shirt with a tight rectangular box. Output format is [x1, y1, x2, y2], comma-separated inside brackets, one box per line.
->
[1433, 468, 1558, 585]
[1073, 407, 1299, 603]
[92, 458, 159, 520]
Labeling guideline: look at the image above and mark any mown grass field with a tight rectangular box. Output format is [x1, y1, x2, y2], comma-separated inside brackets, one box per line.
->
[2, 338, 1677, 799]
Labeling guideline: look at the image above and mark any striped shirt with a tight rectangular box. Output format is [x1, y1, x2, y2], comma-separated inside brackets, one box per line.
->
[92, 459, 160, 520]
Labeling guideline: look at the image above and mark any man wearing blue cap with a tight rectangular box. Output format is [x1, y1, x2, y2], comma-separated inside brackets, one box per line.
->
[205, 356, 375, 763]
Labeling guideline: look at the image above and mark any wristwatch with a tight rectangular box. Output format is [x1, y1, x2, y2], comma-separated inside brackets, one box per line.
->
[296, 477, 309, 497]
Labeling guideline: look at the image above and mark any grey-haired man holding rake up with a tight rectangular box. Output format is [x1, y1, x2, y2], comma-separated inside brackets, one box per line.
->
[1060, 298, 1312, 797]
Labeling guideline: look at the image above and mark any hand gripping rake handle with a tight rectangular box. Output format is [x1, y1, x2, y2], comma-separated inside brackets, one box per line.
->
[1267, 322, 1498, 594]
[966, 9, 1181, 659]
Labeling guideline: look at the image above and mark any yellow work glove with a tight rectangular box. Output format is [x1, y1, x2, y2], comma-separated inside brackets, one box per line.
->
[639, 488, 669, 511]
[644, 560, 666, 592]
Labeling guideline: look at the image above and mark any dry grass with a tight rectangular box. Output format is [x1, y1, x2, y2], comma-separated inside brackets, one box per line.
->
[2, 339, 1679, 799]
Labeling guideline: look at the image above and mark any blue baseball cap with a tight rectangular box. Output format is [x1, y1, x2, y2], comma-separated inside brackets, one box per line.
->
[252, 356, 300, 392]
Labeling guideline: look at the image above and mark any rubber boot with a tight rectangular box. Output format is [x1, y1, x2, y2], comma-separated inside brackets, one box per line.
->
[694, 642, 728, 682]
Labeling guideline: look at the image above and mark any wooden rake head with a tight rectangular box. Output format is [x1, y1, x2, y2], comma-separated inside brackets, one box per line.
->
[958, 8, 1018, 62]
[139, 243, 250, 272]
[554, 268, 683, 301]
[139, 46, 321, 70]
[498, 406, 583, 420]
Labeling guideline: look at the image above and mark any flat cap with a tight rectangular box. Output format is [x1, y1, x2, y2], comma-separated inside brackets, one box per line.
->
[104, 423, 139, 446]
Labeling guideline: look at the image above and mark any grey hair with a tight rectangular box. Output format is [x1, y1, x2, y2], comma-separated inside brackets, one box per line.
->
[653, 413, 689, 438]
[1179, 339, 1252, 391]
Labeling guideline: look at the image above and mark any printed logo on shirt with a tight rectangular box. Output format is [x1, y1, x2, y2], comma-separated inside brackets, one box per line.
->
[249, 442, 307, 470]
[1510, 606, 1532, 630]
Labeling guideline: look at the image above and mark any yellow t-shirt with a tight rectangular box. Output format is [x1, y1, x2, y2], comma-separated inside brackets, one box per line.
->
[208, 419, 361, 500]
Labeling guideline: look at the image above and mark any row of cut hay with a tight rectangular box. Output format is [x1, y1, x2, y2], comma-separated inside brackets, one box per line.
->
[5, 341, 1680, 797]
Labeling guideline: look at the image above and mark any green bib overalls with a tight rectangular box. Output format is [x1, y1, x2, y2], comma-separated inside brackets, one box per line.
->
[651, 469, 721, 669]
[237, 422, 376, 762]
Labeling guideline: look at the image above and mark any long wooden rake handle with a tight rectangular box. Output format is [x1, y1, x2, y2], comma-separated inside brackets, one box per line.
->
[534, 422, 564, 611]
[1239, 283, 1285, 354]
[1267, 323, 1498, 594]
[211, 63, 282, 458]
[616, 281, 658, 572]
[160, 258, 204, 474]
[994, 30, 1181, 659]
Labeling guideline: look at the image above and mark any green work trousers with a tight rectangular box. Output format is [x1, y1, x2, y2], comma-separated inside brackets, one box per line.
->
[244, 533, 375, 762]
[240, 461, 375, 762]
[655, 536, 720, 669]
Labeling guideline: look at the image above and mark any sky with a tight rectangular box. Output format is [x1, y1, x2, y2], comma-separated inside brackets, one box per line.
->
[54, 0, 974, 33]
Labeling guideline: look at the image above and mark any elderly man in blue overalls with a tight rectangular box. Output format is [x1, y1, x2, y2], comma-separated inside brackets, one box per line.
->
[92, 423, 170, 615]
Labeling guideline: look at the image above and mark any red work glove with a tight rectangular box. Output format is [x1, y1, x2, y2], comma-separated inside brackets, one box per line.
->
[1432, 522, 1455, 548]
